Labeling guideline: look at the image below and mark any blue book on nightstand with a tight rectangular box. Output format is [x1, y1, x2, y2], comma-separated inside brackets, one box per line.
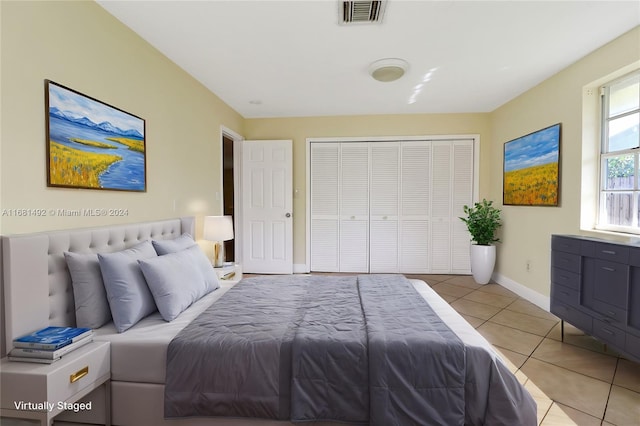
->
[13, 326, 92, 350]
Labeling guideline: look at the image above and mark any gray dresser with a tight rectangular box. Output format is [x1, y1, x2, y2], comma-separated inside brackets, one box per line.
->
[551, 234, 640, 362]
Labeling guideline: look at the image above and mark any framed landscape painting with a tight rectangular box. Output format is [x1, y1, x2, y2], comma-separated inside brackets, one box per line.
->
[45, 80, 146, 191]
[503, 123, 561, 206]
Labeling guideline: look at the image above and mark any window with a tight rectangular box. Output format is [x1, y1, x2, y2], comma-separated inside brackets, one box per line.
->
[599, 70, 640, 233]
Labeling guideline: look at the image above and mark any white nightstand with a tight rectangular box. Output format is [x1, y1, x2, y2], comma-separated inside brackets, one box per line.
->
[0, 341, 110, 426]
[215, 263, 243, 285]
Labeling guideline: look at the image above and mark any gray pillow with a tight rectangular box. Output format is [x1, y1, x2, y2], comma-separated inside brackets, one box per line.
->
[152, 233, 196, 255]
[64, 252, 112, 329]
[98, 240, 158, 333]
[185, 244, 220, 294]
[138, 245, 220, 321]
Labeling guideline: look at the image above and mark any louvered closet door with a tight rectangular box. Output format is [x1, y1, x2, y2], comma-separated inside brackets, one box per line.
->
[370, 143, 400, 273]
[431, 142, 453, 273]
[429, 140, 473, 274]
[309, 138, 473, 274]
[310, 143, 340, 271]
[451, 140, 474, 273]
[399, 142, 431, 273]
[340, 143, 369, 272]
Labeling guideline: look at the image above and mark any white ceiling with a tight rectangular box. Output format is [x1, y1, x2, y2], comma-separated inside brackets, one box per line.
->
[97, 0, 640, 118]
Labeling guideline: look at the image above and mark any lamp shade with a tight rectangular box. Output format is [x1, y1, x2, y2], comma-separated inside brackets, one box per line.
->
[203, 216, 234, 241]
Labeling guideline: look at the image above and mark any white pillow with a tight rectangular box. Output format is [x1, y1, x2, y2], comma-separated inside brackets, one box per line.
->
[138, 245, 220, 321]
[152, 233, 196, 255]
[98, 240, 158, 333]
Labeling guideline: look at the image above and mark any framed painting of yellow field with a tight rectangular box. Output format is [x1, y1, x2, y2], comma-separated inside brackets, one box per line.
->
[503, 123, 561, 206]
[45, 80, 146, 191]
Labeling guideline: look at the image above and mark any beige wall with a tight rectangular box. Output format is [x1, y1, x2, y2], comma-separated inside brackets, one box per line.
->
[244, 114, 492, 266]
[2, 1, 638, 300]
[0, 1, 243, 237]
[490, 26, 640, 297]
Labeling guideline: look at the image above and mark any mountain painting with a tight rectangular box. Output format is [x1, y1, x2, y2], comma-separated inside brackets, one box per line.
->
[46, 80, 146, 191]
[503, 123, 561, 206]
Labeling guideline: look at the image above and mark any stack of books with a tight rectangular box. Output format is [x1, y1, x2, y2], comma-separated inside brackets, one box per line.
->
[8, 326, 93, 364]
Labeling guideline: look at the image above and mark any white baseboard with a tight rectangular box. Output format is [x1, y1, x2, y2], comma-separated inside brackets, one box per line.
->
[492, 273, 550, 312]
[293, 263, 310, 274]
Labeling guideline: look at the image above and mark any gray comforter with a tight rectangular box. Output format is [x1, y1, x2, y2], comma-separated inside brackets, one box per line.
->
[165, 274, 536, 425]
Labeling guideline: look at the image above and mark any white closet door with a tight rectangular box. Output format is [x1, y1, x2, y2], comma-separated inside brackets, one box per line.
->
[370, 143, 400, 272]
[451, 140, 474, 273]
[430, 142, 453, 273]
[340, 143, 369, 272]
[309, 138, 474, 275]
[399, 141, 431, 273]
[310, 143, 340, 271]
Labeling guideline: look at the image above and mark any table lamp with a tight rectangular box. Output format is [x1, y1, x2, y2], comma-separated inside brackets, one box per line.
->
[203, 215, 234, 267]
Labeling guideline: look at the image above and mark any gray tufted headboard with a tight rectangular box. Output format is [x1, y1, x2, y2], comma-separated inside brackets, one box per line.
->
[1, 217, 195, 354]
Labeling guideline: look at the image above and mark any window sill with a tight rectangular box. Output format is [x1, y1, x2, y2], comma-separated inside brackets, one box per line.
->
[580, 227, 640, 244]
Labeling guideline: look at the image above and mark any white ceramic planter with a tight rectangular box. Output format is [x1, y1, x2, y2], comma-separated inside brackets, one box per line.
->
[470, 244, 496, 284]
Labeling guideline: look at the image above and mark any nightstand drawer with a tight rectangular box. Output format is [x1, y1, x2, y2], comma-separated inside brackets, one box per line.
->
[1, 341, 110, 413]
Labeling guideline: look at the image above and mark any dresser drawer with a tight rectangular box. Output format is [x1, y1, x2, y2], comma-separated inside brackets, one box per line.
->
[593, 259, 628, 309]
[626, 332, 640, 360]
[550, 300, 592, 333]
[593, 319, 626, 348]
[594, 242, 629, 264]
[551, 267, 580, 290]
[591, 299, 627, 326]
[551, 251, 581, 274]
[551, 283, 579, 306]
[628, 246, 640, 267]
[0, 341, 110, 413]
[552, 235, 581, 254]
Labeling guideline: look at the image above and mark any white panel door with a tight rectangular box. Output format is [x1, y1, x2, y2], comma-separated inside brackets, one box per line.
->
[310, 143, 340, 271]
[339, 143, 369, 272]
[400, 141, 431, 273]
[242, 140, 293, 274]
[370, 143, 400, 272]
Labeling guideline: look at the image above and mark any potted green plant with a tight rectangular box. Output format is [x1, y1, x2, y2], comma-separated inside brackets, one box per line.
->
[460, 199, 502, 284]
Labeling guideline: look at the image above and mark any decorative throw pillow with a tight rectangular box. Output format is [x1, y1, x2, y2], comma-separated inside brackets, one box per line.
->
[152, 233, 196, 255]
[138, 245, 220, 321]
[98, 240, 158, 333]
[64, 252, 112, 329]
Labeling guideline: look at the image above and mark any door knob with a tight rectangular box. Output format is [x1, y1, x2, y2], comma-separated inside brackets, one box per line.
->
[285, 212, 291, 218]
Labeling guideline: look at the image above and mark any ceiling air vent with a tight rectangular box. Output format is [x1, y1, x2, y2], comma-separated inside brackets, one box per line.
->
[341, 1, 386, 24]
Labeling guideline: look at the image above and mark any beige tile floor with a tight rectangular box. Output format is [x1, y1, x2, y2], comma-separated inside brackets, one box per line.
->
[407, 274, 640, 426]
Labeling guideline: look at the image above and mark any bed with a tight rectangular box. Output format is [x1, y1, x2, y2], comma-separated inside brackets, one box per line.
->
[2, 217, 536, 426]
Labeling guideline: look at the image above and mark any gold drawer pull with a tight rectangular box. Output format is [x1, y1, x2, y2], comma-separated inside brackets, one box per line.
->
[70, 366, 89, 383]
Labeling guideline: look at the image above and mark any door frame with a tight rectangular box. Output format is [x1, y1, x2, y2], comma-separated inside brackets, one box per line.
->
[305, 134, 480, 272]
[220, 125, 244, 264]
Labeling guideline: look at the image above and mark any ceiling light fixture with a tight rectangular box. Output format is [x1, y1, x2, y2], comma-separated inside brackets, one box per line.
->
[369, 58, 409, 82]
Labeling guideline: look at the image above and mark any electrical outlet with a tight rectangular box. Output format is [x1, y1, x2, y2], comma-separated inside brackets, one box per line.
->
[526, 260, 531, 272]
